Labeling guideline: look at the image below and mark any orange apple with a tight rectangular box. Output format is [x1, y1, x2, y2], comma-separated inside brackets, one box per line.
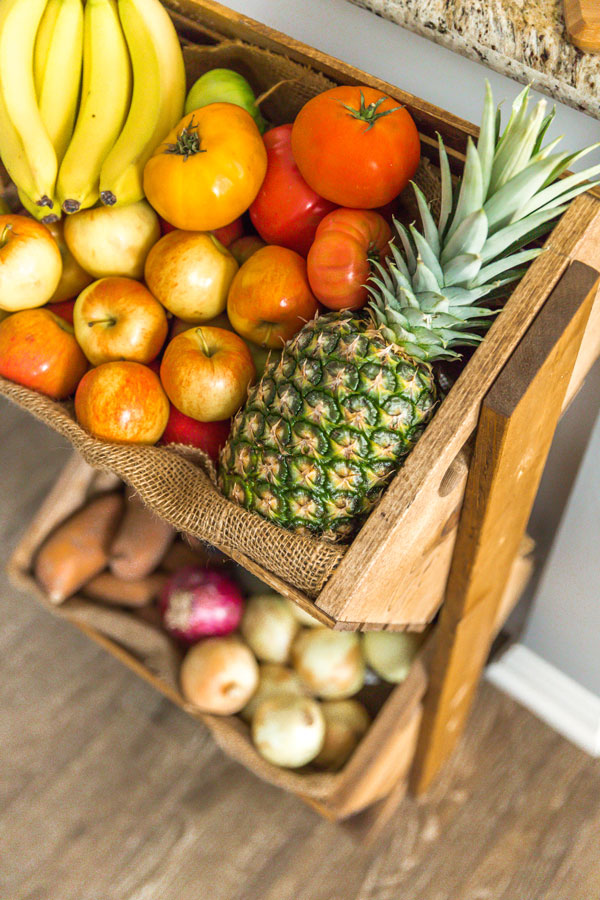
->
[75, 361, 169, 444]
[45, 219, 94, 303]
[227, 245, 318, 348]
[64, 200, 160, 279]
[160, 327, 255, 421]
[73, 277, 168, 366]
[0, 215, 62, 312]
[144, 231, 238, 323]
[0, 308, 87, 398]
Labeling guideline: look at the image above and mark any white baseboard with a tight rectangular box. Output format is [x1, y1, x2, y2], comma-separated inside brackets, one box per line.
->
[486, 643, 600, 757]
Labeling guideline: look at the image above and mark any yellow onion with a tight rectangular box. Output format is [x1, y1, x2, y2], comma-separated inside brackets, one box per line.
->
[252, 695, 325, 768]
[292, 629, 365, 699]
[240, 663, 305, 723]
[314, 699, 371, 770]
[363, 630, 426, 683]
[286, 599, 323, 628]
[241, 593, 299, 664]
[180, 636, 258, 715]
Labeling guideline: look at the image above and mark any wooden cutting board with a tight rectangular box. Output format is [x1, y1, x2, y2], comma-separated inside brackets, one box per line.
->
[564, 0, 600, 51]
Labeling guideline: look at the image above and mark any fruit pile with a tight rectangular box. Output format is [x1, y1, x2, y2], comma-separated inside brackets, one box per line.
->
[0, 0, 598, 544]
[33, 481, 428, 772]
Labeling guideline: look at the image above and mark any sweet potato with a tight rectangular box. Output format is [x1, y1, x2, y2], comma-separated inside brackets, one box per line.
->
[83, 571, 167, 608]
[35, 492, 124, 604]
[109, 489, 175, 581]
[160, 540, 205, 573]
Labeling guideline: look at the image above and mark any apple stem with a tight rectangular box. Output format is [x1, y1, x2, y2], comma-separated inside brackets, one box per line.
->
[196, 327, 212, 357]
[88, 317, 117, 328]
[0, 223, 13, 248]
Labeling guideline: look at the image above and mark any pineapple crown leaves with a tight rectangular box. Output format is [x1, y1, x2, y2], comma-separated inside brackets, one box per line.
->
[368, 80, 600, 362]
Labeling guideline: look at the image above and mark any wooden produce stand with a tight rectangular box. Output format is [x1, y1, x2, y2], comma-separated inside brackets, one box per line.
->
[5, 0, 600, 833]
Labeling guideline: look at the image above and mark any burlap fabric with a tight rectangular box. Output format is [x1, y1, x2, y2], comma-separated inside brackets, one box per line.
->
[1, 37, 442, 600]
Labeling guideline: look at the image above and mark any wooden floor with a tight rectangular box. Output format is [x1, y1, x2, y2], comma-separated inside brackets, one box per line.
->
[2, 399, 600, 900]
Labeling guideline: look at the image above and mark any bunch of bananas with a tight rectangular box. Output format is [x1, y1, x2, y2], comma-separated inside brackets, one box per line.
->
[0, 0, 185, 223]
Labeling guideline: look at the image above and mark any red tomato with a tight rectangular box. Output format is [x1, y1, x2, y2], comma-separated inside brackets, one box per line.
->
[307, 209, 393, 311]
[291, 86, 420, 208]
[249, 124, 337, 256]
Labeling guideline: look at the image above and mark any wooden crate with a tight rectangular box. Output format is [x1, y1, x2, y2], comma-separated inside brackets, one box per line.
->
[2, 0, 600, 638]
[8, 453, 533, 829]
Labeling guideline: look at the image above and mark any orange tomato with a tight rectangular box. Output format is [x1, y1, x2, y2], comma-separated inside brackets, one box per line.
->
[143, 105, 267, 232]
[291, 86, 421, 208]
[227, 245, 318, 349]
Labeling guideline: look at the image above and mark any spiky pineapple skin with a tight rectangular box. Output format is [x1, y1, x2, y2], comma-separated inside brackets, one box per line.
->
[219, 312, 437, 541]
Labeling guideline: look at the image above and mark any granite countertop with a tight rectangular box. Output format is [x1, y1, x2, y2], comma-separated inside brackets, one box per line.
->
[348, 0, 600, 118]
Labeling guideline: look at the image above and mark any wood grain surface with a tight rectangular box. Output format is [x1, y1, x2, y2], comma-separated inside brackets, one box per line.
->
[2, 399, 600, 899]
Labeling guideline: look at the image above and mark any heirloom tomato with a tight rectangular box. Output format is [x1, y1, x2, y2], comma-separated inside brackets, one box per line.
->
[291, 86, 420, 208]
[307, 208, 392, 310]
[143, 106, 267, 232]
[249, 124, 336, 256]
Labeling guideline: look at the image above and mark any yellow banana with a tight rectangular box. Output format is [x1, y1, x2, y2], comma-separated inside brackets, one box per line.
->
[34, 0, 84, 164]
[56, 0, 131, 214]
[99, 0, 185, 207]
[0, 85, 39, 203]
[33, 0, 62, 95]
[17, 187, 61, 224]
[0, 0, 58, 208]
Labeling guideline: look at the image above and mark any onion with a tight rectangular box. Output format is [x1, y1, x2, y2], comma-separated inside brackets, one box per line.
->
[252, 695, 325, 768]
[286, 599, 323, 628]
[363, 630, 426, 683]
[240, 593, 299, 664]
[180, 636, 259, 715]
[240, 663, 305, 723]
[159, 566, 244, 644]
[314, 699, 371, 770]
[292, 629, 365, 699]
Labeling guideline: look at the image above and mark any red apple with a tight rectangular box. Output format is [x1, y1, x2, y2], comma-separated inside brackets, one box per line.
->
[161, 404, 231, 461]
[229, 235, 266, 266]
[0, 215, 63, 312]
[227, 245, 318, 348]
[160, 327, 255, 421]
[73, 277, 168, 366]
[45, 219, 94, 303]
[212, 216, 244, 248]
[75, 361, 170, 444]
[46, 299, 75, 325]
[0, 308, 87, 398]
[145, 230, 238, 323]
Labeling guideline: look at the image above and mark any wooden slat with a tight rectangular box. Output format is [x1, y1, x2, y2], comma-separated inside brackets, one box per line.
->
[410, 260, 599, 795]
[315, 193, 600, 629]
[564, 0, 600, 51]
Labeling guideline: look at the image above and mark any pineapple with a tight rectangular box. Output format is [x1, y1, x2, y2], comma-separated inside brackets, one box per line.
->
[220, 83, 600, 541]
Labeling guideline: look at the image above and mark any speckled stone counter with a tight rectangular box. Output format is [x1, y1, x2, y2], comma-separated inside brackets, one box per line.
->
[348, 0, 600, 118]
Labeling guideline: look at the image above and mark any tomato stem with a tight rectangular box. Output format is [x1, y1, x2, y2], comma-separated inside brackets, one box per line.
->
[165, 117, 206, 161]
[339, 91, 402, 130]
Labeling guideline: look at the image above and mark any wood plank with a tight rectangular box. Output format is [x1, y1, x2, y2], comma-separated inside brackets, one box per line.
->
[410, 260, 599, 795]
[564, 0, 600, 51]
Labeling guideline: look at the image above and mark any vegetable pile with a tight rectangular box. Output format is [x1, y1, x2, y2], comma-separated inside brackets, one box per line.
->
[33, 483, 429, 771]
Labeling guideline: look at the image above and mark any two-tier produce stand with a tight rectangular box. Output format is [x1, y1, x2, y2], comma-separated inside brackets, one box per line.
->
[6, 0, 600, 837]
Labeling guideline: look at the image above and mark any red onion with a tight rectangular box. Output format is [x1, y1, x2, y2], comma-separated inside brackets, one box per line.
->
[159, 566, 243, 644]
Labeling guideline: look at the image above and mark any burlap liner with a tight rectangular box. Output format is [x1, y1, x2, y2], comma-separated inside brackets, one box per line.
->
[0, 36, 443, 600]
[10, 455, 424, 802]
